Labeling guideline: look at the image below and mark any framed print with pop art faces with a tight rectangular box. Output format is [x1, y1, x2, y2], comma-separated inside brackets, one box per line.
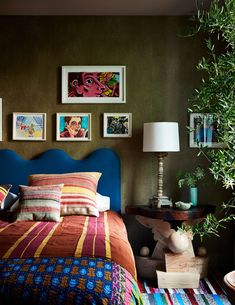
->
[103, 113, 132, 138]
[189, 113, 225, 148]
[56, 113, 91, 141]
[62, 66, 126, 104]
[13, 112, 46, 141]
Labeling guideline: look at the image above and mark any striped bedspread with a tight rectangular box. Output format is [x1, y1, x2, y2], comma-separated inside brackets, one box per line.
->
[0, 211, 136, 279]
[0, 211, 143, 304]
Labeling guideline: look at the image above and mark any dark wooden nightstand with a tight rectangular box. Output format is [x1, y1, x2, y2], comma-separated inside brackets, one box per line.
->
[126, 204, 215, 225]
[126, 204, 216, 286]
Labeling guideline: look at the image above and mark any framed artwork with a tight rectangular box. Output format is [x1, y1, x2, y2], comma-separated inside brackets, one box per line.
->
[189, 113, 225, 148]
[56, 113, 91, 141]
[103, 113, 132, 138]
[0, 98, 2, 141]
[61, 66, 126, 104]
[13, 113, 46, 141]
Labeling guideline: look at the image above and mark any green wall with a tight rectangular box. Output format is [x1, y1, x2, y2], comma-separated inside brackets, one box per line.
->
[0, 16, 230, 208]
[0, 16, 233, 269]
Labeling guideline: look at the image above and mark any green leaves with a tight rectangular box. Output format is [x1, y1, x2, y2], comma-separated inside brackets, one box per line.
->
[183, 0, 235, 239]
[189, 0, 235, 192]
[176, 166, 205, 188]
[197, 0, 235, 49]
[179, 212, 235, 241]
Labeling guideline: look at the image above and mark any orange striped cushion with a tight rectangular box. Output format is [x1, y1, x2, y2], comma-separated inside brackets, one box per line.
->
[29, 172, 101, 217]
[17, 184, 63, 222]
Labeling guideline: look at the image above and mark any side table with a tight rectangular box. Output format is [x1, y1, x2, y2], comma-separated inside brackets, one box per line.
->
[126, 204, 215, 223]
[126, 204, 215, 257]
[126, 204, 216, 288]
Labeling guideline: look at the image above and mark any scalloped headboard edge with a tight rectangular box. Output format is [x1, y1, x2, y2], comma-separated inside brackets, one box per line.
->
[0, 148, 121, 212]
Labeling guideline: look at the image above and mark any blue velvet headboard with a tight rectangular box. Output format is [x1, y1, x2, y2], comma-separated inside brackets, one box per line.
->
[0, 148, 121, 212]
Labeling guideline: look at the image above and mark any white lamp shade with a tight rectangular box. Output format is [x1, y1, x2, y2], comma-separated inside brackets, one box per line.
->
[143, 122, 180, 152]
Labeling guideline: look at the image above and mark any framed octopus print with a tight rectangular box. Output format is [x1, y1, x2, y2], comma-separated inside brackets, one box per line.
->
[56, 113, 91, 141]
[12, 112, 46, 141]
[61, 66, 126, 104]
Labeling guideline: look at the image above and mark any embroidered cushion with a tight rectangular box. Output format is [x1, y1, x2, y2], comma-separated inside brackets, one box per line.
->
[0, 184, 12, 209]
[16, 184, 63, 222]
[29, 172, 101, 217]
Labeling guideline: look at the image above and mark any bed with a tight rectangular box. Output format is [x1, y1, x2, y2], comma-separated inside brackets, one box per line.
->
[0, 148, 143, 305]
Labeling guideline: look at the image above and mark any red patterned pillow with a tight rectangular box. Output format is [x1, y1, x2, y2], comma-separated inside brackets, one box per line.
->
[29, 172, 101, 217]
[16, 184, 63, 222]
[0, 184, 12, 209]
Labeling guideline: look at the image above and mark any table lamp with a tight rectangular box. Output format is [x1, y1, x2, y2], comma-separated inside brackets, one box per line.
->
[143, 122, 180, 208]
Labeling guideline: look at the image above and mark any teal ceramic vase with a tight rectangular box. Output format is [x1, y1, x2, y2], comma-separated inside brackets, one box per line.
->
[190, 187, 198, 206]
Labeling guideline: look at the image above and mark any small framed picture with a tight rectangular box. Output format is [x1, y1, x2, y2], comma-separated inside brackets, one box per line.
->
[103, 113, 132, 138]
[13, 112, 46, 141]
[189, 113, 225, 148]
[0, 98, 2, 141]
[61, 66, 126, 104]
[56, 113, 91, 141]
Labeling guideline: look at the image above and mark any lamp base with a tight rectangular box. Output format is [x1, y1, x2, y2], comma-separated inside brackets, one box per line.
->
[150, 196, 173, 208]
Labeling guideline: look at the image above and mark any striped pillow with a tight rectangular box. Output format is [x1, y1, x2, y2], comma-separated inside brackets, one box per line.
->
[16, 184, 63, 222]
[0, 184, 12, 209]
[29, 172, 101, 217]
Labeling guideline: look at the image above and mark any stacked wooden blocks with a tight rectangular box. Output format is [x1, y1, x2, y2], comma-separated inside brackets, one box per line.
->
[156, 246, 209, 288]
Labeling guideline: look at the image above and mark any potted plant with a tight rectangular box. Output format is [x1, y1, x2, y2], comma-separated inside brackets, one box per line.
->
[187, 0, 234, 203]
[176, 166, 205, 205]
[180, 0, 234, 242]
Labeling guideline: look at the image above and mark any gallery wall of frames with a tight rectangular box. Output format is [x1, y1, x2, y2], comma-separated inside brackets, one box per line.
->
[0, 65, 221, 148]
[0, 66, 132, 142]
[0, 65, 222, 148]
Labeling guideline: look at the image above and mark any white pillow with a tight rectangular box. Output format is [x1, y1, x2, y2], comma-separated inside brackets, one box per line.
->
[96, 193, 110, 211]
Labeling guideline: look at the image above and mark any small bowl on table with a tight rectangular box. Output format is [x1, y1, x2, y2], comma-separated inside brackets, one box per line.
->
[175, 201, 192, 210]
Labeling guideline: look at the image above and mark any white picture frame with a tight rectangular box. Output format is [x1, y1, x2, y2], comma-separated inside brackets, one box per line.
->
[189, 113, 225, 148]
[13, 112, 46, 141]
[61, 66, 126, 104]
[103, 113, 132, 138]
[56, 113, 91, 141]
